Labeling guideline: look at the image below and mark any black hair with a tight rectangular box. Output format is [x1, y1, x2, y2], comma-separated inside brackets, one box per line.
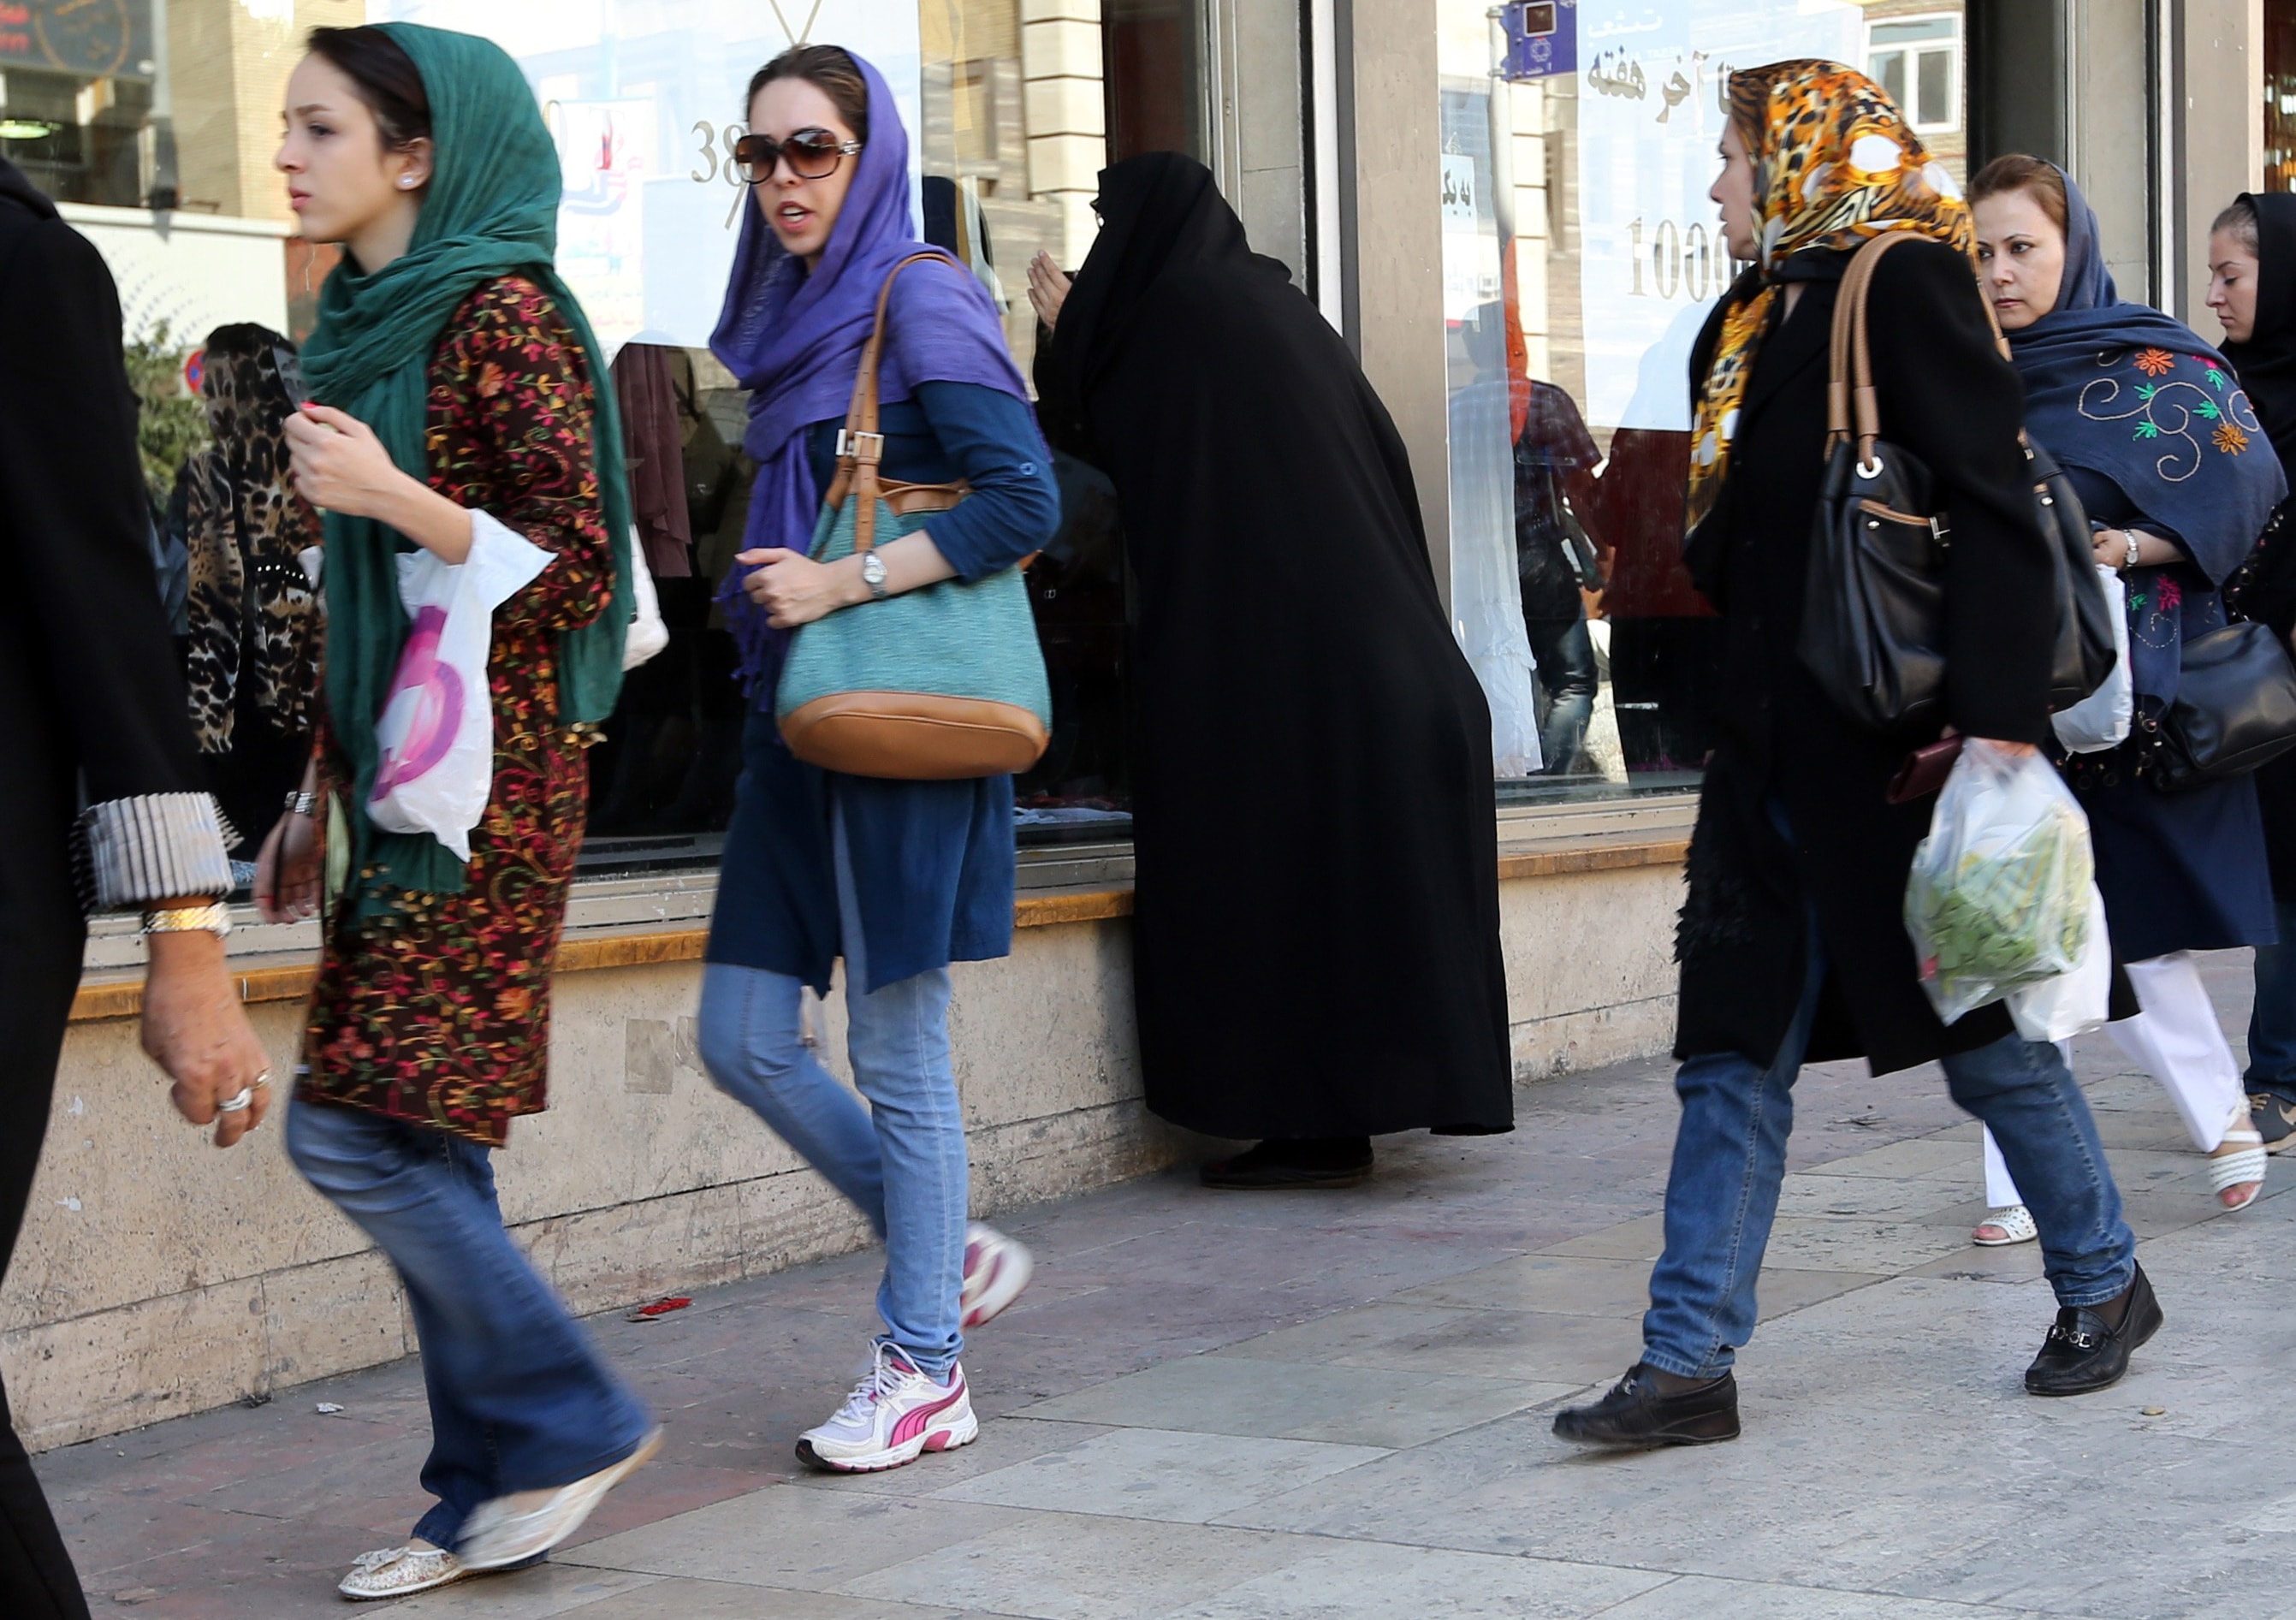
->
[305, 26, 433, 152]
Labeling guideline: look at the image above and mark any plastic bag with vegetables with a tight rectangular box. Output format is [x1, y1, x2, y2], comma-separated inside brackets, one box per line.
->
[1903, 739, 2096, 1024]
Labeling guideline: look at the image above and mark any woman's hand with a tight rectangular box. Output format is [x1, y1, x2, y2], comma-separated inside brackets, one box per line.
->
[140, 931, 274, 1148]
[253, 809, 321, 924]
[739, 547, 860, 628]
[1028, 252, 1072, 331]
[2091, 527, 2174, 571]
[285, 403, 414, 521]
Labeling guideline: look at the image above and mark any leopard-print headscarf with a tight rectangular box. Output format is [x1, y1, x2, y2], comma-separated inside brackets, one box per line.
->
[183, 325, 322, 752]
[1685, 60, 1973, 534]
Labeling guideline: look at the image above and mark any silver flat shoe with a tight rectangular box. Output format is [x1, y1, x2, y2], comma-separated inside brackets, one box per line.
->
[338, 1544, 470, 1600]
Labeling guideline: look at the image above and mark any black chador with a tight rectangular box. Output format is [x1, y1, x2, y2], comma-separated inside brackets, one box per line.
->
[1038, 154, 1514, 1147]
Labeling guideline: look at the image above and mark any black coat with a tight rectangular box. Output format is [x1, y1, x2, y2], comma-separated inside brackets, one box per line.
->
[0, 159, 210, 1068]
[1041, 156, 1512, 1137]
[1675, 240, 2056, 1077]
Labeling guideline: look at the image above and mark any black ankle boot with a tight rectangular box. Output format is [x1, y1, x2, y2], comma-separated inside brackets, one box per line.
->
[1552, 1364, 1741, 1448]
[2024, 1263, 2163, 1397]
[1199, 1137, 1373, 1190]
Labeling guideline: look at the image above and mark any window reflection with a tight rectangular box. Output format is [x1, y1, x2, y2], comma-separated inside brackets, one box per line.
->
[1442, 0, 1965, 802]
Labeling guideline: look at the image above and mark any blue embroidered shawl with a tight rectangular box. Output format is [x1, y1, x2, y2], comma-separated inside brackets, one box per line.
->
[2006, 167, 2283, 589]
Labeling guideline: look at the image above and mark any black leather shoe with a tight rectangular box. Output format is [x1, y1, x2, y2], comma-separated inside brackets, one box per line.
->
[1200, 1138, 1373, 1190]
[1551, 1364, 1740, 1448]
[2025, 1263, 2163, 1397]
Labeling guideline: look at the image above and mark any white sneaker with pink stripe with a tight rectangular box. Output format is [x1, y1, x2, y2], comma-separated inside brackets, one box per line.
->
[797, 1343, 978, 1473]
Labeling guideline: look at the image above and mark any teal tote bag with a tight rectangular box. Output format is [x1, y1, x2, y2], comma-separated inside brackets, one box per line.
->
[774, 254, 1052, 780]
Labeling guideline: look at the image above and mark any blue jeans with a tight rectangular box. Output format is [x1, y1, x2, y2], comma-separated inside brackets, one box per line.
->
[1643, 917, 2138, 1380]
[697, 807, 968, 1376]
[2247, 899, 2296, 1104]
[284, 1101, 654, 1551]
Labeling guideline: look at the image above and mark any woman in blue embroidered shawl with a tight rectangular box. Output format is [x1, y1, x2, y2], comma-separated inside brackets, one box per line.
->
[693, 45, 1059, 1475]
[1967, 156, 2286, 1237]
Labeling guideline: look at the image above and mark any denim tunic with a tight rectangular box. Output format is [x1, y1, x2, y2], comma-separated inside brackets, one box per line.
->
[707, 380, 1060, 993]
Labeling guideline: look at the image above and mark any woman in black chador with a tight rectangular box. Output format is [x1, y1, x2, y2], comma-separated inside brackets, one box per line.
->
[1031, 153, 1512, 1188]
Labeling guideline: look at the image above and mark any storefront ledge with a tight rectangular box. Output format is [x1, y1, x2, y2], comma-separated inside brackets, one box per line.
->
[67, 886, 1142, 1024]
[66, 832, 1685, 1024]
[1495, 835, 1688, 882]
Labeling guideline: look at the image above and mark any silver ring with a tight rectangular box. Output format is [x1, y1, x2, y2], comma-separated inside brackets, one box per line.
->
[217, 1087, 255, 1114]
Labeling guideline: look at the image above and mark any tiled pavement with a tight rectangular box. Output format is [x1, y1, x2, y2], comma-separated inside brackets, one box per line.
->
[41, 952, 2296, 1619]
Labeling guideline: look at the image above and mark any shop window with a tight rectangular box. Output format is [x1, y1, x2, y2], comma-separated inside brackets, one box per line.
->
[1104, 0, 1202, 163]
[1443, 0, 1965, 804]
[2267, 0, 2296, 191]
[10, 0, 1160, 877]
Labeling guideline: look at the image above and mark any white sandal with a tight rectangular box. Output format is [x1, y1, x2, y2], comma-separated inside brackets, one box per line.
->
[338, 1544, 470, 1600]
[2210, 1102, 2268, 1210]
[1972, 1204, 2037, 1246]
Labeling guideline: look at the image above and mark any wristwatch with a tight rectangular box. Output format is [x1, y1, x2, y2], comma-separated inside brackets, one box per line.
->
[141, 902, 232, 940]
[860, 551, 889, 602]
[2124, 530, 2144, 572]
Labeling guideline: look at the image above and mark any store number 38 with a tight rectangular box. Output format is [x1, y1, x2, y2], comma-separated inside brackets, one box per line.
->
[691, 122, 753, 226]
[691, 121, 750, 186]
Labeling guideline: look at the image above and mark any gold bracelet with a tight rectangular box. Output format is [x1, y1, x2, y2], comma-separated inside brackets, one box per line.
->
[141, 903, 232, 940]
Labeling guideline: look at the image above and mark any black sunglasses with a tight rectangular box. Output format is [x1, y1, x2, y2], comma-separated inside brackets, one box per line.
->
[733, 127, 863, 185]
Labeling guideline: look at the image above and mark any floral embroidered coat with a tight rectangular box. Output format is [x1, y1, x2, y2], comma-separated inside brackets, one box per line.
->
[298, 276, 613, 1148]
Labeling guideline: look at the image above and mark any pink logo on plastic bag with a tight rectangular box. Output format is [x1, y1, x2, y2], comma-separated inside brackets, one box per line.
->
[371, 606, 465, 801]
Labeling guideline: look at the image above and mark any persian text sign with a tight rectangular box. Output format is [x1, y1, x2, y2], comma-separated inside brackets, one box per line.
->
[1576, 0, 1860, 430]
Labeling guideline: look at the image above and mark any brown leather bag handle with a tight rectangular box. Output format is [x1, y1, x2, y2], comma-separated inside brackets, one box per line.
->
[1826, 231, 1925, 467]
[833, 252, 954, 554]
[1828, 230, 2027, 468]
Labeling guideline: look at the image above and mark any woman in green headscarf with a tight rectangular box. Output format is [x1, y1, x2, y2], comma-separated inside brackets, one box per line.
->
[252, 24, 652, 1598]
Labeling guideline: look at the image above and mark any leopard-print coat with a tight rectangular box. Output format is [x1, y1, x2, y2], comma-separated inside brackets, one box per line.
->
[183, 326, 323, 752]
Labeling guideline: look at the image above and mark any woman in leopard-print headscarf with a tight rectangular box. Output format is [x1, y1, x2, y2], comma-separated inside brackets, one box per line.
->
[180, 323, 322, 853]
[1554, 62, 2151, 1449]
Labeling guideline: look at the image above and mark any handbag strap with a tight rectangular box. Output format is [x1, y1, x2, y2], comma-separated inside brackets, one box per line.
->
[1827, 230, 2031, 467]
[834, 252, 957, 554]
[1825, 231, 1923, 467]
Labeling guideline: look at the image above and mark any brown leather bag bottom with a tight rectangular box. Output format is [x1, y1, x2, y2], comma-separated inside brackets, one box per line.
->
[780, 691, 1051, 780]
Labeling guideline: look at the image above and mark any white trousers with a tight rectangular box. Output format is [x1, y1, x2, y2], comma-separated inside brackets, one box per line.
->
[1984, 952, 2245, 1208]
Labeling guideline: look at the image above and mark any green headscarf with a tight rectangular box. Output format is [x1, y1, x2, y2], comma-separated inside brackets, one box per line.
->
[300, 22, 632, 918]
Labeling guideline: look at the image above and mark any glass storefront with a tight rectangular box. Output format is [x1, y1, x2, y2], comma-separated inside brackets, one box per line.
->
[2, 0, 1155, 875]
[7, 0, 2017, 883]
[1437, 0, 1967, 803]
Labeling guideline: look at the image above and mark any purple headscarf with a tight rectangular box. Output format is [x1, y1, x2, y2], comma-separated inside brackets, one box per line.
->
[710, 50, 1029, 697]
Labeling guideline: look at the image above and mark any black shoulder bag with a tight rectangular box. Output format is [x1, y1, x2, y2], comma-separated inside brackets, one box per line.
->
[1797, 232, 2117, 735]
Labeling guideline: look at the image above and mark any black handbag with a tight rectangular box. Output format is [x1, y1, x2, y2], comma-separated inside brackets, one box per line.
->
[2144, 619, 2296, 789]
[1798, 233, 2117, 733]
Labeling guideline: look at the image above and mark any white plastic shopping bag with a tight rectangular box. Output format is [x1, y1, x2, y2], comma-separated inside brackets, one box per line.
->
[2004, 880, 2112, 1041]
[622, 525, 668, 671]
[1904, 739, 2097, 1023]
[368, 512, 553, 860]
[2050, 567, 2132, 753]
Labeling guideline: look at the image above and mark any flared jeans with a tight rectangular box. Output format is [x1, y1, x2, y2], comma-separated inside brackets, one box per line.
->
[284, 1100, 655, 1551]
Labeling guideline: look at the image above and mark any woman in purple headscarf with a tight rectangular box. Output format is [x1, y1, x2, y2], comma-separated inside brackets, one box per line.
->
[692, 45, 1059, 1475]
